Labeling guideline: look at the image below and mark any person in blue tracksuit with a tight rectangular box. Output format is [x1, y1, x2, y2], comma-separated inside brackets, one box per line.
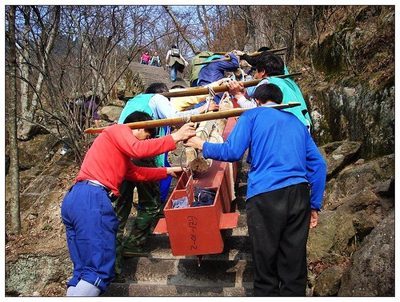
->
[185, 83, 327, 296]
[195, 52, 240, 105]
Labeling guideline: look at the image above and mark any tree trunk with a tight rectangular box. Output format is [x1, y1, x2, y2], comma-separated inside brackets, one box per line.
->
[19, 6, 60, 140]
[239, 6, 256, 50]
[196, 6, 211, 49]
[7, 6, 21, 235]
[163, 5, 198, 53]
[18, 6, 31, 128]
[227, 7, 239, 49]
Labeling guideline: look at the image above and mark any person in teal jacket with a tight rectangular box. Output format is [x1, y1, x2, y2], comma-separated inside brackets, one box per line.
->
[228, 53, 313, 131]
[115, 83, 216, 280]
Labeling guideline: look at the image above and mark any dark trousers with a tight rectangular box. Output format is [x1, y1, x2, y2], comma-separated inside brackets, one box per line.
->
[246, 183, 311, 296]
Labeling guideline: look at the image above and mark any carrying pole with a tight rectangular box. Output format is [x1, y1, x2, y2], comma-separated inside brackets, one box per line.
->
[194, 56, 231, 66]
[197, 47, 288, 57]
[162, 72, 302, 98]
[84, 102, 300, 134]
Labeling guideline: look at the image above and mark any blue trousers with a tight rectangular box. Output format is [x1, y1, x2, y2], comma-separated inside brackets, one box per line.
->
[61, 181, 119, 293]
[170, 65, 177, 82]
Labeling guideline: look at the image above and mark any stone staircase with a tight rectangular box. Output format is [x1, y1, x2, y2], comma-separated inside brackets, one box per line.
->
[129, 62, 189, 89]
[106, 157, 253, 297]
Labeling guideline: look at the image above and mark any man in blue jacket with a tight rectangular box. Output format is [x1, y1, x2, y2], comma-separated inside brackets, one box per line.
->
[185, 83, 326, 296]
[195, 52, 240, 104]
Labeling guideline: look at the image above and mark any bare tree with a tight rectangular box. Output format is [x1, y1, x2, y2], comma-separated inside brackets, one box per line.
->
[17, 6, 31, 137]
[237, 6, 257, 50]
[6, 6, 21, 235]
[227, 6, 240, 49]
[163, 5, 198, 53]
[16, 6, 60, 140]
[196, 6, 212, 49]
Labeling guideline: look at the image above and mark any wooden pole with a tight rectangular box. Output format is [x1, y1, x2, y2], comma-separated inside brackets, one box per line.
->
[161, 72, 302, 98]
[194, 56, 230, 66]
[247, 46, 288, 57]
[197, 47, 288, 57]
[84, 102, 301, 134]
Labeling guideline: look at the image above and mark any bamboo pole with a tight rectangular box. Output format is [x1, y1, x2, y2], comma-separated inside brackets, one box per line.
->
[161, 72, 302, 98]
[84, 102, 300, 134]
[197, 47, 287, 57]
[193, 56, 230, 66]
[247, 46, 287, 57]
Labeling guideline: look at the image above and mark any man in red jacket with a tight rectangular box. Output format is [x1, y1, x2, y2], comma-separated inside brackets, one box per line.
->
[61, 111, 195, 296]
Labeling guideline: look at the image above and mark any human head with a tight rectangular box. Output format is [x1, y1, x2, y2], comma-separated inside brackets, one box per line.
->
[123, 111, 156, 139]
[254, 54, 284, 78]
[145, 82, 169, 94]
[253, 83, 283, 105]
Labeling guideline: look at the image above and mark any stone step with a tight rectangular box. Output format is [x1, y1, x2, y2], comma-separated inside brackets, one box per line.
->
[116, 183, 253, 296]
[105, 282, 253, 297]
[115, 214, 253, 296]
[131, 232, 252, 261]
[119, 258, 254, 287]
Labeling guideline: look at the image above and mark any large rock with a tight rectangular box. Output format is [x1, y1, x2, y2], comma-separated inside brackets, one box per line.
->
[100, 105, 123, 122]
[338, 210, 394, 296]
[319, 141, 362, 179]
[18, 134, 60, 170]
[17, 121, 49, 141]
[336, 187, 392, 243]
[308, 185, 393, 260]
[324, 154, 394, 210]
[6, 251, 71, 296]
[307, 210, 356, 263]
[314, 265, 346, 296]
[307, 7, 394, 158]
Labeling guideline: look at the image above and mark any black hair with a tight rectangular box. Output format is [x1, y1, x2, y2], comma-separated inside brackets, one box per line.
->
[253, 83, 283, 105]
[170, 84, 185, 89]
[123, 111, 156, 138]
[257, 46, 270, 52]
[255, 54, 284, 76]
[240, 47, 272, 66]
[145, 82, 169, 94]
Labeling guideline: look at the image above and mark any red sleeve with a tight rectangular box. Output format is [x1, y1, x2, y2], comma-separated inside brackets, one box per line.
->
[126, 162, 168, 182]
[106, 124, 176, 159]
